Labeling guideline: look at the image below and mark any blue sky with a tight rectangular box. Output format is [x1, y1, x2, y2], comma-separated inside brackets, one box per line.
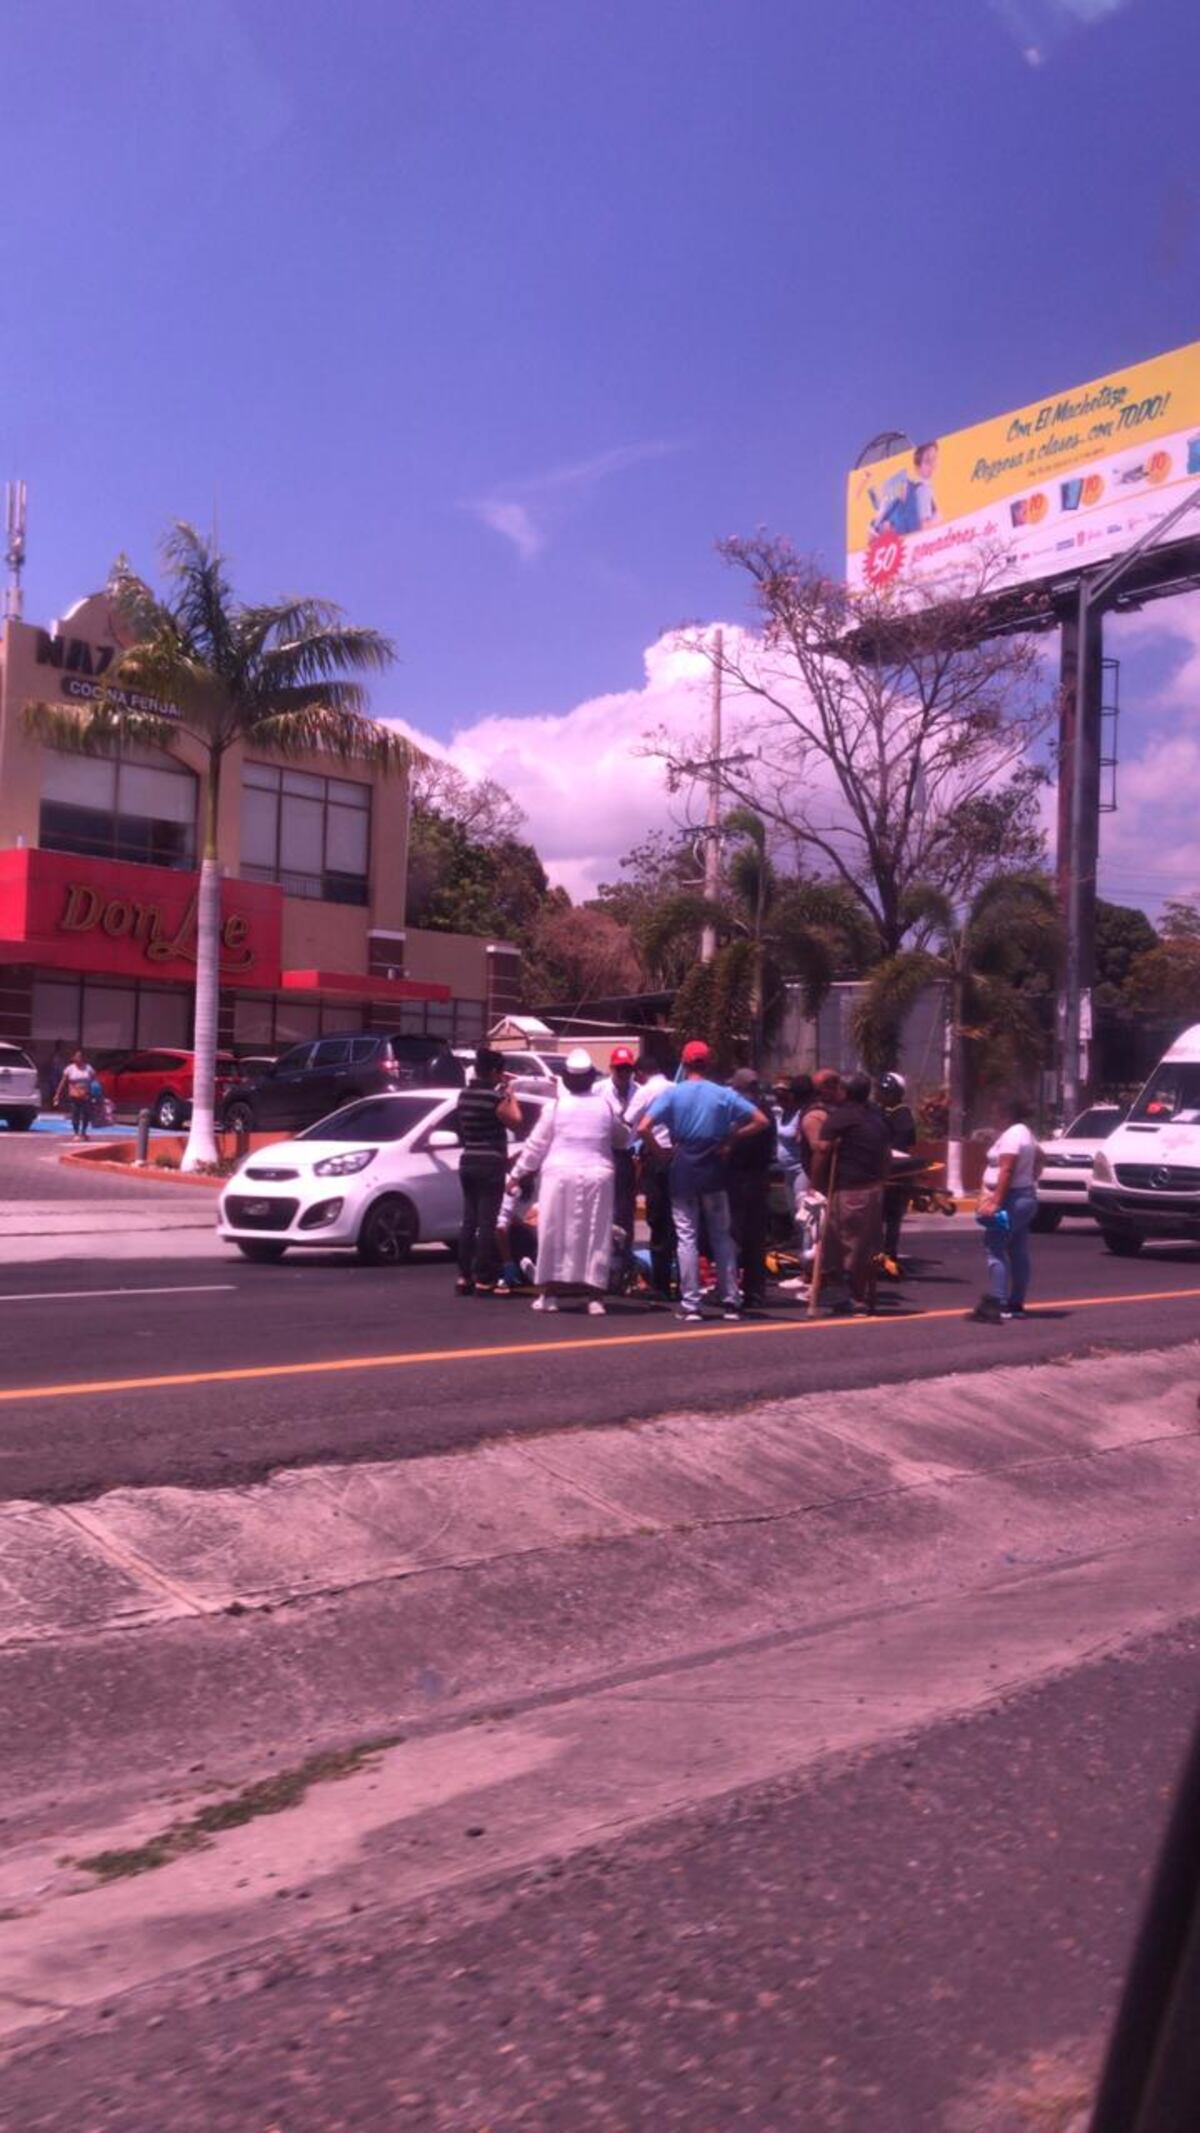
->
[4, 0, 1199, 904]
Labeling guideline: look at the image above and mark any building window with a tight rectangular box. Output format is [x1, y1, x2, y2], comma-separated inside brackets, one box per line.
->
[30, 976, 190, 1058]
[39, 746, 197, 869]
[240, 764, 370, 905]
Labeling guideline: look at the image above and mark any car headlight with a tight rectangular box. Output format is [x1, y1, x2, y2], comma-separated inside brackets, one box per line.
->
[313, 1149, 377, 1177]
[1092, 1151, 1114, 1183]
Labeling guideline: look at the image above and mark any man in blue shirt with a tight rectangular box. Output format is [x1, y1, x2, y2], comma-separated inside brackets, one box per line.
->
[638, 1040, 769, 1322]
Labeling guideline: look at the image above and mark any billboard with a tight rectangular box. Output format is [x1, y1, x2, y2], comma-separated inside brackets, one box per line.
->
[846, 340, 1200, 595]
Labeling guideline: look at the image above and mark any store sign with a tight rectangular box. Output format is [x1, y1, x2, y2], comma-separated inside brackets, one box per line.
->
[846, 339, 1200, 595]
[33, 629, 179, 719]
[0, 849, 282, 990]
[57, 881, 255, 972]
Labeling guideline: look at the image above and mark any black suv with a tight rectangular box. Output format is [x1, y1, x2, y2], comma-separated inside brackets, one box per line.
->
[222, 1033, 463, 1135]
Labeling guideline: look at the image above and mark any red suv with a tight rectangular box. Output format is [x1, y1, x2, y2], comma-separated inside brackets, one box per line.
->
[96, 1049, 238, 1130]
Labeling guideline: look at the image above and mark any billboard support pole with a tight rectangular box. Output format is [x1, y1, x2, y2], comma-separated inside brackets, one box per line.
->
[1058, 485, 1200, 1118]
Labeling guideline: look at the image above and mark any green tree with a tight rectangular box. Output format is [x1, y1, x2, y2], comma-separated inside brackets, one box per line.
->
[1159, 898, 1200, 942]
[640, 809, 875, 1056]
[1123, 938, 1200, 1025]
[27, 524, 409, 1170]
[523, 903, 645, 1010]
[852, 872, 1061, 1193]
[1094, 898, 1159, 1004]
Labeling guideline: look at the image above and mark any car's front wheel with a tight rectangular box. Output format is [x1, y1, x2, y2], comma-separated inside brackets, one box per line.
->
[1030, 1206, 1063, 1233]
[1101, 1227, 1144, 1257]
[234, 1240, 288, 1263]
[356, 1195, 418, 1266]
[154, 1091, 187, 1130]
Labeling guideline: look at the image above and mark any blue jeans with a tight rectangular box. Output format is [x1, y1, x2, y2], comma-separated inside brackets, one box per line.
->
[671, 1185, 739, 1312]
[984, 1187, 1038, 1308]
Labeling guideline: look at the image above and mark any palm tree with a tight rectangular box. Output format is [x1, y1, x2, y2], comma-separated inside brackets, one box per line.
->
[852, 871, 1061, 1195]
[27, 523, 415, 1170]
[643, 808, 876, 1061]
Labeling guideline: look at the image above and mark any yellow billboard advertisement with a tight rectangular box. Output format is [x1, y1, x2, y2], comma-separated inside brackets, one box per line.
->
[846, 339, 1200, 594]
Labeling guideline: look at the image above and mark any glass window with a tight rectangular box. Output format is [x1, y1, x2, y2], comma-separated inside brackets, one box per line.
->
[233, 995, 276, 1047]
[320, 1005, 361, 1033]
[350, 1036, 380, 1064]
[40, 745, 196, 869]
[298, 1095, 441, 1142]
[312, 1038, 352, 1067]
[240, 784, 278, 868]
[274, 1002, 321, 1045]
[32, 977, 83, 1044]
[275, 1042, 317, 1073]
[325, 803, 368, 876]
[1130, 1065, 1200, 1124]
[82, 986, 138, 1053]
[137, 989, 190, 1049]
[239, 762, 370, 903]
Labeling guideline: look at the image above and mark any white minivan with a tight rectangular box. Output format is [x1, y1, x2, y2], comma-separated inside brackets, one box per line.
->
[1089, 1023, 1200, 1255]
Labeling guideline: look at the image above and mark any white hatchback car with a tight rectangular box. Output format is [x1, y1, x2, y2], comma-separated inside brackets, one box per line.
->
[218, 1088, 550, 1265]
[0, 1043, 41, 1131]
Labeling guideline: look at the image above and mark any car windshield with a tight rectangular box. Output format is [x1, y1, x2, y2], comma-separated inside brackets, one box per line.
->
[1129, 1063, 1200, 1125]
[297, 1095, 444, 1143]
[1064, 1108, 1122, 1138]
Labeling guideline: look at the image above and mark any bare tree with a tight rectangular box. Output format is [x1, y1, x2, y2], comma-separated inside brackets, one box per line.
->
[410, 759, 526, 847]
[658, 539, 1052, 958]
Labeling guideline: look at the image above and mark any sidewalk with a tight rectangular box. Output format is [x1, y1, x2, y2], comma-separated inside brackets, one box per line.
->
[2, 1341, 1197, 2049]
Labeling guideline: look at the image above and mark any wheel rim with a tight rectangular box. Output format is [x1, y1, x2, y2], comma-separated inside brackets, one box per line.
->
[369, 1201, 415, 1262]
[160, 1099, 181, 1127]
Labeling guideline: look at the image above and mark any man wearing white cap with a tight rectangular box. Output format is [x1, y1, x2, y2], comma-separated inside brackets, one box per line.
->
[509, 1047, 630, 1314]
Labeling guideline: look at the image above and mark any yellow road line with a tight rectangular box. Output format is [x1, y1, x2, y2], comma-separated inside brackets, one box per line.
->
[0, 1284, 1197, 1405]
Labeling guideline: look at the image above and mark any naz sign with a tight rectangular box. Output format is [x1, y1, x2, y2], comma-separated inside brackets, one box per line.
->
[0, 849, 282, 990]
[34, 629, 179, 719]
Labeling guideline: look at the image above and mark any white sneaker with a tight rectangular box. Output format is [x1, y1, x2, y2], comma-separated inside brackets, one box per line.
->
[532, 1295, 558, 1313]
[587, 1299, 606, 1316]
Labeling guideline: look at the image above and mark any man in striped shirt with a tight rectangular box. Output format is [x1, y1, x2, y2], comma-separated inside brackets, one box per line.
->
[453, 1048, 521, 1295]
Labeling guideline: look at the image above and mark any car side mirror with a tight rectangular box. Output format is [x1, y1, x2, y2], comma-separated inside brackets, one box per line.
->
[427, 1129, 458, 1151]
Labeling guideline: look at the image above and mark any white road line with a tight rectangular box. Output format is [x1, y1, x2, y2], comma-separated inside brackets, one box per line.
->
[0, 1283, 238, 1305]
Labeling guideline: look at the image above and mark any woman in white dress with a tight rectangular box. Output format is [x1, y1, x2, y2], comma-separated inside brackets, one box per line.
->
[509, 1048, 629, 1315]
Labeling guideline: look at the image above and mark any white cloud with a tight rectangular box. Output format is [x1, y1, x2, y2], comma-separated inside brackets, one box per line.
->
[992, 0, 1138, 63]
[464, 439, 684, 562]
[399, 628, 740, 896]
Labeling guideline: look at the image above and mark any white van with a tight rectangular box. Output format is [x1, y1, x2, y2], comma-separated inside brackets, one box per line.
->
[1089, 1023, 1200, 1255]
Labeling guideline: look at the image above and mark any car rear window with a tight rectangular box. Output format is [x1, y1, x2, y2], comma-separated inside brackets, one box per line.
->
[297, 1095, 444, 1142]
[0, 1046, 34, 1069]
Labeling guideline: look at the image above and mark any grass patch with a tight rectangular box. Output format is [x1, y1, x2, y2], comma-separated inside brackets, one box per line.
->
[76, 1734, 403, 1883]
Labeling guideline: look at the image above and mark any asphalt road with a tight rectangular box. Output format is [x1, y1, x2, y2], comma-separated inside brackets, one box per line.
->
[6, 1616, 1197, 2131]
[2, 1221, 1199, 1501]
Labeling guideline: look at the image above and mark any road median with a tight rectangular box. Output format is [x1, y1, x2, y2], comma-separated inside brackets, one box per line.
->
[1, 1342, 1198, 2051]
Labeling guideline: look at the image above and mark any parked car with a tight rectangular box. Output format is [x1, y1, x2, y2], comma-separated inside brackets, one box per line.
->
[1034, 1103, 1124, 1230]
[0, 1043, 40, 1130]
[1091, 1023, 1200, 1254]
[95, 1049, 239, 1130]
[221, 1032, 465, 1137]
[218, 1088, 549, 1263]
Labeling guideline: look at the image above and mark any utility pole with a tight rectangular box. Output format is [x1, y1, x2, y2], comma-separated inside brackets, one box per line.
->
[700, 627, 723, 964]
[4, 481, 26, 621]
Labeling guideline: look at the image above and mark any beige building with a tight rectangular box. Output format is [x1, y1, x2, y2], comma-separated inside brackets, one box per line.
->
[0, 591, 521, 1067]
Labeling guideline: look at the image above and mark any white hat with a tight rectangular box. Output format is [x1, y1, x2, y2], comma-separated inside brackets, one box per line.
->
[564, 1046, 594, 1075]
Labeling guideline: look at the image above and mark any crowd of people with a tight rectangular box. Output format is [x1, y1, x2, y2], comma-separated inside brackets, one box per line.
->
[451, 1042, 1039, 1324]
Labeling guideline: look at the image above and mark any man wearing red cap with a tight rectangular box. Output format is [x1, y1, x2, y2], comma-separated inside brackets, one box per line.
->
[637, 1041, 768, 1322]
[600, 1045, 640, 1282]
